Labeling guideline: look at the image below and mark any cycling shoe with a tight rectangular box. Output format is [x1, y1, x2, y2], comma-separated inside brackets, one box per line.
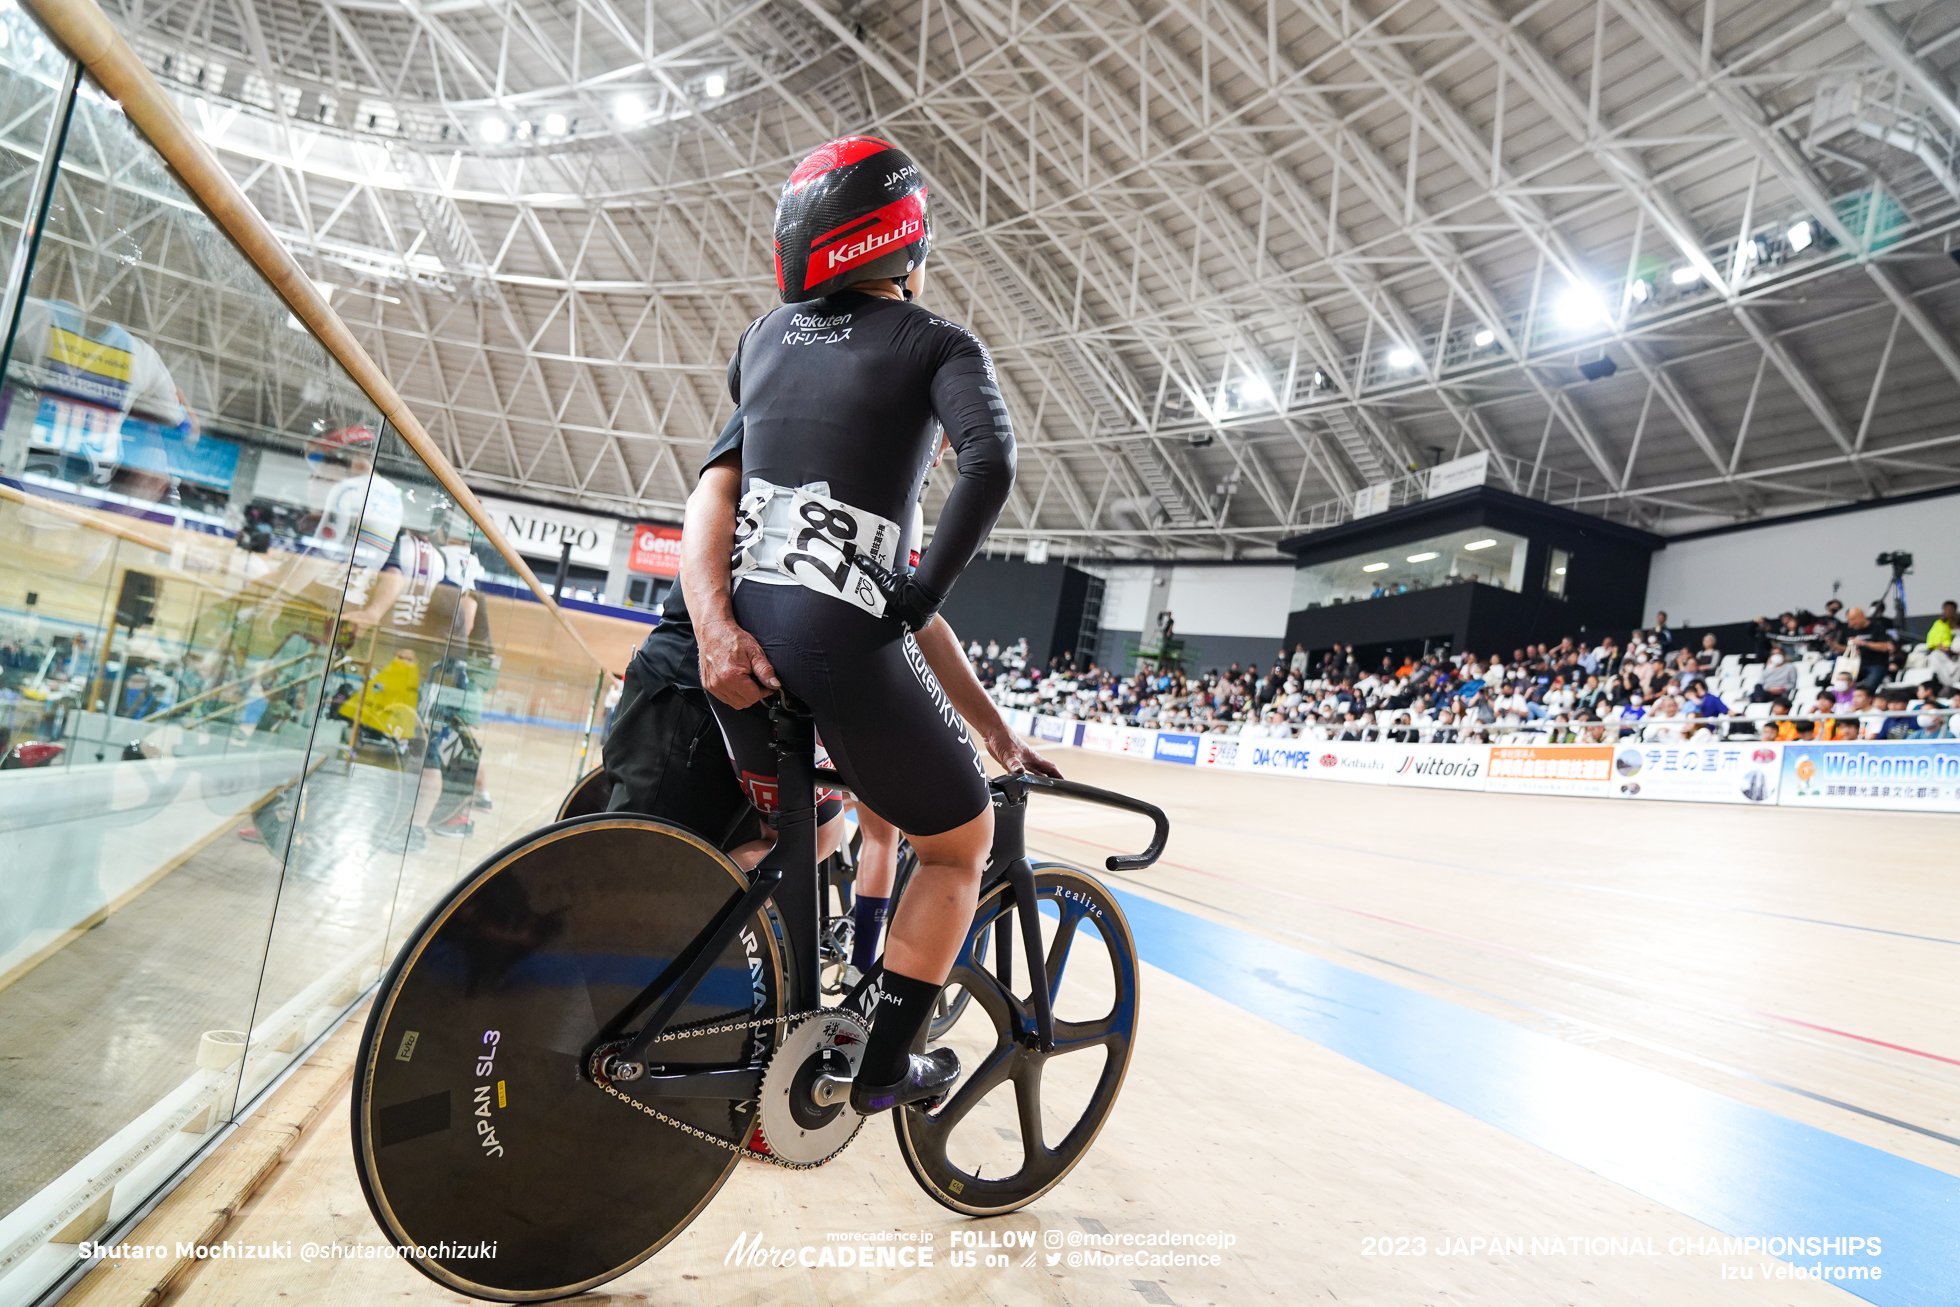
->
[849, 1048, 959, 1115]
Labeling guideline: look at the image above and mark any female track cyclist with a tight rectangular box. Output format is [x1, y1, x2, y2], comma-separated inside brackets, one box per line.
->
[682, 135, 1019, 1116]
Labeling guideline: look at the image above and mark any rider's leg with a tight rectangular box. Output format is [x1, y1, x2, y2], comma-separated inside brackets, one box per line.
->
[854, 802, 993, 1095]
[727, 809, 846, 871]
[851, 805, 901, 971]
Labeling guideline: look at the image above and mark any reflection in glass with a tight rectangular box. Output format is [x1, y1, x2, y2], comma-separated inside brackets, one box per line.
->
[1546, 547, 1571, 599]
[0, 34, 606, 1301]
[1291, 527, 1531, 609]
[0, 57, 382, 1259]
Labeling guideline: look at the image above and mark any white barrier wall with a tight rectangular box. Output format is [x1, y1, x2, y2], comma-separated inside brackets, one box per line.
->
[1008, 712, 1960, 813]
[1645, 490, 1960, 626]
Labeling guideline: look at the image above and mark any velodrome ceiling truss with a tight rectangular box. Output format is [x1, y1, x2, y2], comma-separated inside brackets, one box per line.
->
[91, 0, 1960, 554]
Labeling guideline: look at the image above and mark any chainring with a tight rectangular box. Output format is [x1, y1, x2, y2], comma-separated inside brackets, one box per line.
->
[756, 1011, 869, 1165]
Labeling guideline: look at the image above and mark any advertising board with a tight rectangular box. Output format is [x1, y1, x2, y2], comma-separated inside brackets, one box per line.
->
[1611, 743, 1781, 804]
[1152, 733, 1201, 765]
[1080, 722, 1122, 753]
[1779, 741, 1960, 812]
[1118, 729, 1158, 758]
[1197, 736, 1238, 769]
[1383, 744, 1490, 791]
[1235, 740, 1392, 783]
[1484, 745, 1614, 797]
[628, 524, 682, 576]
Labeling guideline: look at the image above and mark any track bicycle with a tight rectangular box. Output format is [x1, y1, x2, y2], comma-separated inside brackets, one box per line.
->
[351, 693, 1166, 1302]
[562, 764, 980, 1037]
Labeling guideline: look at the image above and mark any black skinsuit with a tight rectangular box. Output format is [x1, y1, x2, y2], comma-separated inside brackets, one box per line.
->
[710, 290, 1016, 836]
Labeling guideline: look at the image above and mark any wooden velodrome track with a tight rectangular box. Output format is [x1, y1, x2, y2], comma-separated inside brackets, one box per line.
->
[110, 745, 1957, 1306]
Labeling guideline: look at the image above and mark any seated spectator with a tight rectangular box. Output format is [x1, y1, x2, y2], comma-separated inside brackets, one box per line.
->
[1695, 633, 1720, 672]
[1687, 679, 1728, 721]
[1927, 599, 1958, 692]
[1870, 691, 1915, 741]
[1753, 650, 1798, 702]
[1808, 691, 1847, 739]
[1843, 607, 1895, 690]
[1828, 671, 1856, 708]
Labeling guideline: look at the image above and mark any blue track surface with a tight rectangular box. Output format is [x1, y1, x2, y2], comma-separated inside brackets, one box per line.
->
[1115, 889, 1959, 1306]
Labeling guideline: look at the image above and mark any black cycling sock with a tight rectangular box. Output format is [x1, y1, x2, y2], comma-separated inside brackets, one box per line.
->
[850, 895, 889, 972]
[856, 968, 943, 1086]
[842, 961, 883, 1021]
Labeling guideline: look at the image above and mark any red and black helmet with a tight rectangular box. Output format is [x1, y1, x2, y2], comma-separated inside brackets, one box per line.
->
[774, 136, 930, 303]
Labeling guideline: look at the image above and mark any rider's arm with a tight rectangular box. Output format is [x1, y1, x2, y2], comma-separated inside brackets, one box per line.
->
[682, 452, 781, 708]
[344, 563, 407, 632]
[915, 616, 1061, 778]
[913, 333, 1017, 601]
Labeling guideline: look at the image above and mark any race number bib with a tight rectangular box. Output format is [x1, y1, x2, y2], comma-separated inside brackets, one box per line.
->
[731, 479, 902, 617]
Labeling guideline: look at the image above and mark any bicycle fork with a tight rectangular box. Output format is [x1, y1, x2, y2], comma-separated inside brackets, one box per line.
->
[986, 778, 1056, 1054]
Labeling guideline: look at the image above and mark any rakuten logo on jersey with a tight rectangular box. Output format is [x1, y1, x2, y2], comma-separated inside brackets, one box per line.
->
[826, 217, 922, 269]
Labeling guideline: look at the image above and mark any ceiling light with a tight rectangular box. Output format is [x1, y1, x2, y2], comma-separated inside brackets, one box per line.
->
[1671, 265, 1701, 286]
[1473, 328, 1495, 347]
[1234, 375, 1274, 408]
[477, 116, 509, 144]
[1310, 368, 1330, 390]
[1787, 219, 1814, 252]
[1386, 347, 1416, 369]
[1464, 538, 1496, 550]
[1362, 562, 1390, 572]
[1629, 277, 1650, 304]
[702, 71, 726, 98]
[1554, 566, 1567, 575]
[614, 92, 648, 125]
[543, 112, 569, 136]
[1556, 286, 1609, 328]
[1406, 551, 1440, 563]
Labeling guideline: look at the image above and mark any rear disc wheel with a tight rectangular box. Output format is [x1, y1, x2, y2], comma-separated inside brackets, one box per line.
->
[555, 766, 611, 821]
[351, 815, 783, 1302]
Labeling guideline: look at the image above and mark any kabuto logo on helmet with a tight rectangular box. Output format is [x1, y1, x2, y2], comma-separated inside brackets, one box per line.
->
[775, 136, 931, 303]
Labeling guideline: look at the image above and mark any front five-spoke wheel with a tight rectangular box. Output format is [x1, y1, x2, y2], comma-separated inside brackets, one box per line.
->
[893, 863, 1139, 1215]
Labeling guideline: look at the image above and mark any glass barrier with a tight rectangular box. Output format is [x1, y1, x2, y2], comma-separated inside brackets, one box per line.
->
[0, 20, 607, 1302]
[1289, 526, 1530, 609]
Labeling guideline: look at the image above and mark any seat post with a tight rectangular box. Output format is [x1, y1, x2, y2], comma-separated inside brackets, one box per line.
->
[762, 694, 822, 1009]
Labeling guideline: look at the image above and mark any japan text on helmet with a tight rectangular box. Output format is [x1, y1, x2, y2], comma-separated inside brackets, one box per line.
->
[774, 137, 930, 303]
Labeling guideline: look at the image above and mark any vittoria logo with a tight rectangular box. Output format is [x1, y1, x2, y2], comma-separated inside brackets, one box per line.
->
[826, 218, 922, 269]
[1396, 754, 1481, 777]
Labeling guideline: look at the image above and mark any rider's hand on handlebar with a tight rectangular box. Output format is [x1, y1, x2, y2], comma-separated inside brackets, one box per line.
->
[698, 618, 781, 708]
[983, 727, 1062, 779]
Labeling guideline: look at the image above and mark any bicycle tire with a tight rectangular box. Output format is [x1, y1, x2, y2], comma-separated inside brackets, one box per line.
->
[893, 862, 1139, 1216]
[351, 814, 784, 1302]
[555, 766, 610, 821]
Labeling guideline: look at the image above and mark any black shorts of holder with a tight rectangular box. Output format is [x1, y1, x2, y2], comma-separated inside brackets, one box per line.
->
[708, 581, 989, 839]
[601, 661, 759, 848]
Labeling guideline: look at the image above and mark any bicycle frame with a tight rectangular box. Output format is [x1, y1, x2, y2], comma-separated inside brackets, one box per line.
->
[585, 696, 1168, 1105]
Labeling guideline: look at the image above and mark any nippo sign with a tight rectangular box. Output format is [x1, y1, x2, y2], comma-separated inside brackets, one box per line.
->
[630, 524, 683, 576]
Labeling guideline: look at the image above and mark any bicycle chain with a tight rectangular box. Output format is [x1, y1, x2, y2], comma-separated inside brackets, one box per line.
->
[595, 1008, 837, 1171]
